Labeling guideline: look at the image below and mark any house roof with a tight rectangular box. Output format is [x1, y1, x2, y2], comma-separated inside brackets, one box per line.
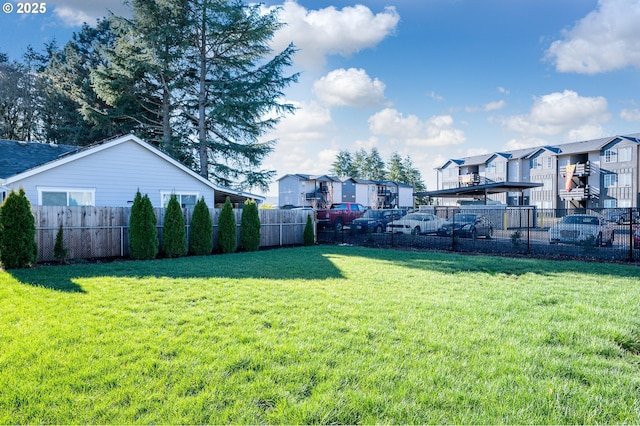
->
[0, 139, 80, 179]
[1, 134, 264, 204]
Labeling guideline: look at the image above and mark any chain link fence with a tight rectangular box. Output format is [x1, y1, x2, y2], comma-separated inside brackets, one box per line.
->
[317, 207, 640, 262]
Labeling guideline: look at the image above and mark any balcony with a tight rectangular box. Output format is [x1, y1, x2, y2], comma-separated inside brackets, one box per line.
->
[559, 186, 589, 201]
[560, 162, 590, 177]
[459, 173, 481, 186]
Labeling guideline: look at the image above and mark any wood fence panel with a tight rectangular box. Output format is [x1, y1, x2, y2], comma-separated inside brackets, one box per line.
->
[32, 206, 308, 262]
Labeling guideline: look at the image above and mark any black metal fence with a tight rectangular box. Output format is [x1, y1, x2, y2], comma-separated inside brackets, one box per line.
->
[317, 207, 640, 262]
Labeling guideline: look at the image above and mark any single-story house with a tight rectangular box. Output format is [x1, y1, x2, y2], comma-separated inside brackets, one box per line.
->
[0, 134, 263, 208]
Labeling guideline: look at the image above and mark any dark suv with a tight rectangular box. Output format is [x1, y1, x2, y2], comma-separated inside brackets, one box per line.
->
[351, 209, 406, 233]
[438, 213, 493, 239]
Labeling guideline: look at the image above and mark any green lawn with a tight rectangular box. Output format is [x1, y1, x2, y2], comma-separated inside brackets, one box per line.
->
[1, 246, 639, 424]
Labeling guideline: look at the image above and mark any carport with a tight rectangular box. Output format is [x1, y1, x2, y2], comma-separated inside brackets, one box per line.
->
[414, 182, 543, 205]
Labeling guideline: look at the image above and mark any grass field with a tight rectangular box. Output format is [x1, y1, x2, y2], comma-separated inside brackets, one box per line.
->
[1, 245, 640, 424]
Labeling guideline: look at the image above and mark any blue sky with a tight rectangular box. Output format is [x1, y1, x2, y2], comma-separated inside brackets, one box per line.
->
[2, 0, 640, 198]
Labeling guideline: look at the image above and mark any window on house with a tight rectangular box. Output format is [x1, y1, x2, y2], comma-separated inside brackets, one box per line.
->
[604, 149, 617, 163]
[603, 199, 617, 208]
[604, 174, 617, 188]
[544, 157, 553, 169]
[496, 161, 505, 173]
[530, 157, 542, 170]
[161, 192, 198, 208]
[618, 173, 632, 187]
[619, 199, 632, 208]
[618, 147, 632, 162]
[39, 188, 95, 206]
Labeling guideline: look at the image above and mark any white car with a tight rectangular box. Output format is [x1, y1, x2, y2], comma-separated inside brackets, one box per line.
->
[387, 213, 444, 235]
[549, 214, 615, 246]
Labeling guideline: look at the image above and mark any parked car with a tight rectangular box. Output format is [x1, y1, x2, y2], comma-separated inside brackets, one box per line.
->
[604, 209, 639, 225]
[351, 209, 406, 233]
[388, 212, 444, 235]
[316, 202, 366, 231]
[549, 214, 614, 246]
[633, 226, 640, 249]
[437, 213, 493, 239]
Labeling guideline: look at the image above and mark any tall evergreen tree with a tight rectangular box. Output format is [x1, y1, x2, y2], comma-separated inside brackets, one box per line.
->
[190, 196, 213, 255]
[362, 148, 386, 180]
[0, 189, 37, 269]
[183, 0, 298, 191]
[217, 197, 237, 254]
[162, 194, 187, 257]
[330, 150, 355, 178]
[129, 191, 159, 260]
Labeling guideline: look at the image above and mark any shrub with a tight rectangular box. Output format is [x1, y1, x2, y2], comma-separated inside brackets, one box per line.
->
[190, 197, 213, 256]
[54, 224, 68, 264]
[217, 197, 237, 254]
[162, 194, 187, 257]
[0, 188, 37, 269]
[240, 200, 261, 252]
[303, 214, 315, 246]
[129, 191, 158, 260]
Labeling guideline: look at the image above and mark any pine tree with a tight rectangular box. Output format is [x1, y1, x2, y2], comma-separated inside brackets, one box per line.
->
[54, 223, 68, 264]
[129, 191, 158, 260]
[240, 200, 261, 252]
[190, 197, 213, 255]
[303, 214, 315, 246]
[0, 189, 37, 269]
[162, 194, 187, 257]
[217, 197, 236, 254]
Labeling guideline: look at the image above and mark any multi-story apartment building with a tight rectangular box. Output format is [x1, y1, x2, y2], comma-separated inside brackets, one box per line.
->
[278, 174, 414, 209]
[435, 133, 640, 209]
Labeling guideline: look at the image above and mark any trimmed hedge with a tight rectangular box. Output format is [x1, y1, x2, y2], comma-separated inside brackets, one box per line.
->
[129, 191, 158, 260]
[303, 214, 315, 246]
[162, 194, 187, 258]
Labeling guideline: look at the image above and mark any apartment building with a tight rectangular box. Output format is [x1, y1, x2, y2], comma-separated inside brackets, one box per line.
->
[435, 133, 640, 209]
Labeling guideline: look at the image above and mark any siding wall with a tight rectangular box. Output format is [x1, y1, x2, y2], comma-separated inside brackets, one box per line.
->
[6, 140, 216, 207]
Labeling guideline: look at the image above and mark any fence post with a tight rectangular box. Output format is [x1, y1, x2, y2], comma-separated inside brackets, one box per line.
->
[629, 208, 634, 261]
[527, 210, 531, 254]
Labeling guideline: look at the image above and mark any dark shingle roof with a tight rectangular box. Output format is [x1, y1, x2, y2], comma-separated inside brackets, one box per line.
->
[0, 139, 80, 179]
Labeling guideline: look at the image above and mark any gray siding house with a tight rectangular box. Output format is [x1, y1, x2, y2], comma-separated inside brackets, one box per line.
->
[0, 134, 262, 207]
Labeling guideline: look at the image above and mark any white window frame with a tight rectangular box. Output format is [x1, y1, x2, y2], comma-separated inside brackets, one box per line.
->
[603, 199, 617, 208]
[604, 149, 617, 163]
[618, 172, 632, 187]
[160, 191, 200, 208]
[530, 157, 542, 170]
[618, 147, 632, 162]
[38, 187, 95, 206]
[618, 199, 632, 208]
[604, 174, 617, 188]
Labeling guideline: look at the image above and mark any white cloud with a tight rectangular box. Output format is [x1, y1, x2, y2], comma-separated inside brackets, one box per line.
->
[266, 1, 400, 69]
[427, 91, 444, 101]
[313, 68, 386, 108]
[502, 137, 550, 151]
[497, 87, 510, 95]
[368, 108, 466, 147]
[50, 0, 132, 26]
[621, 108, 640, 122]
[545, 0, 640, 74]
[484, 100, 507, 112]
[500, 90, 610, 137]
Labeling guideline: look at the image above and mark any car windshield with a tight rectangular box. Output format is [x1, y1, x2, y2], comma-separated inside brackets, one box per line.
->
[403, 213, 425, 221]
[362, 210, 385, 219]
[561, 215, 599, 225]
[451, 214, 476, 222]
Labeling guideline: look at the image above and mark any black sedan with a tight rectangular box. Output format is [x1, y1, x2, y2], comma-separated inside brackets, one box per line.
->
[438, 213, 493, 239]
[351, 209, 406, 233]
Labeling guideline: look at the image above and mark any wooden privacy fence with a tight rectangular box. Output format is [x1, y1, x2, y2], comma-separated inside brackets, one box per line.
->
[32, 206, 313, 262]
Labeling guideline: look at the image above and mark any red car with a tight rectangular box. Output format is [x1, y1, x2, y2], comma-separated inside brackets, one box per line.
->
[634, 226, 640, 249]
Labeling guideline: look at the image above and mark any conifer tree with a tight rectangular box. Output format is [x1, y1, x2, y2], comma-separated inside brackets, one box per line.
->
[162, 194, 187, 257]
[0, 189, 37, 268]
[217, 197, 236, 254]
[303, 214, 315, 246]
[190, 197, 213, 255]
[129, 191, 158, 260]
[240, 200, 261, 252]
[54, 223, 68, 264]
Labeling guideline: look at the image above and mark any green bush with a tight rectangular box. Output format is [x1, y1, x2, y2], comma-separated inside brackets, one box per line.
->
[0, 188, 37, 269]
[190, 197, 213, 256]
[303, 214, 315, 246]
[240, 200, 261, 252]
[54, 224, 68, 264]
[217, 197, 237, 254]
[129, 191, 158, 260]
[162, 194, 187, 258]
